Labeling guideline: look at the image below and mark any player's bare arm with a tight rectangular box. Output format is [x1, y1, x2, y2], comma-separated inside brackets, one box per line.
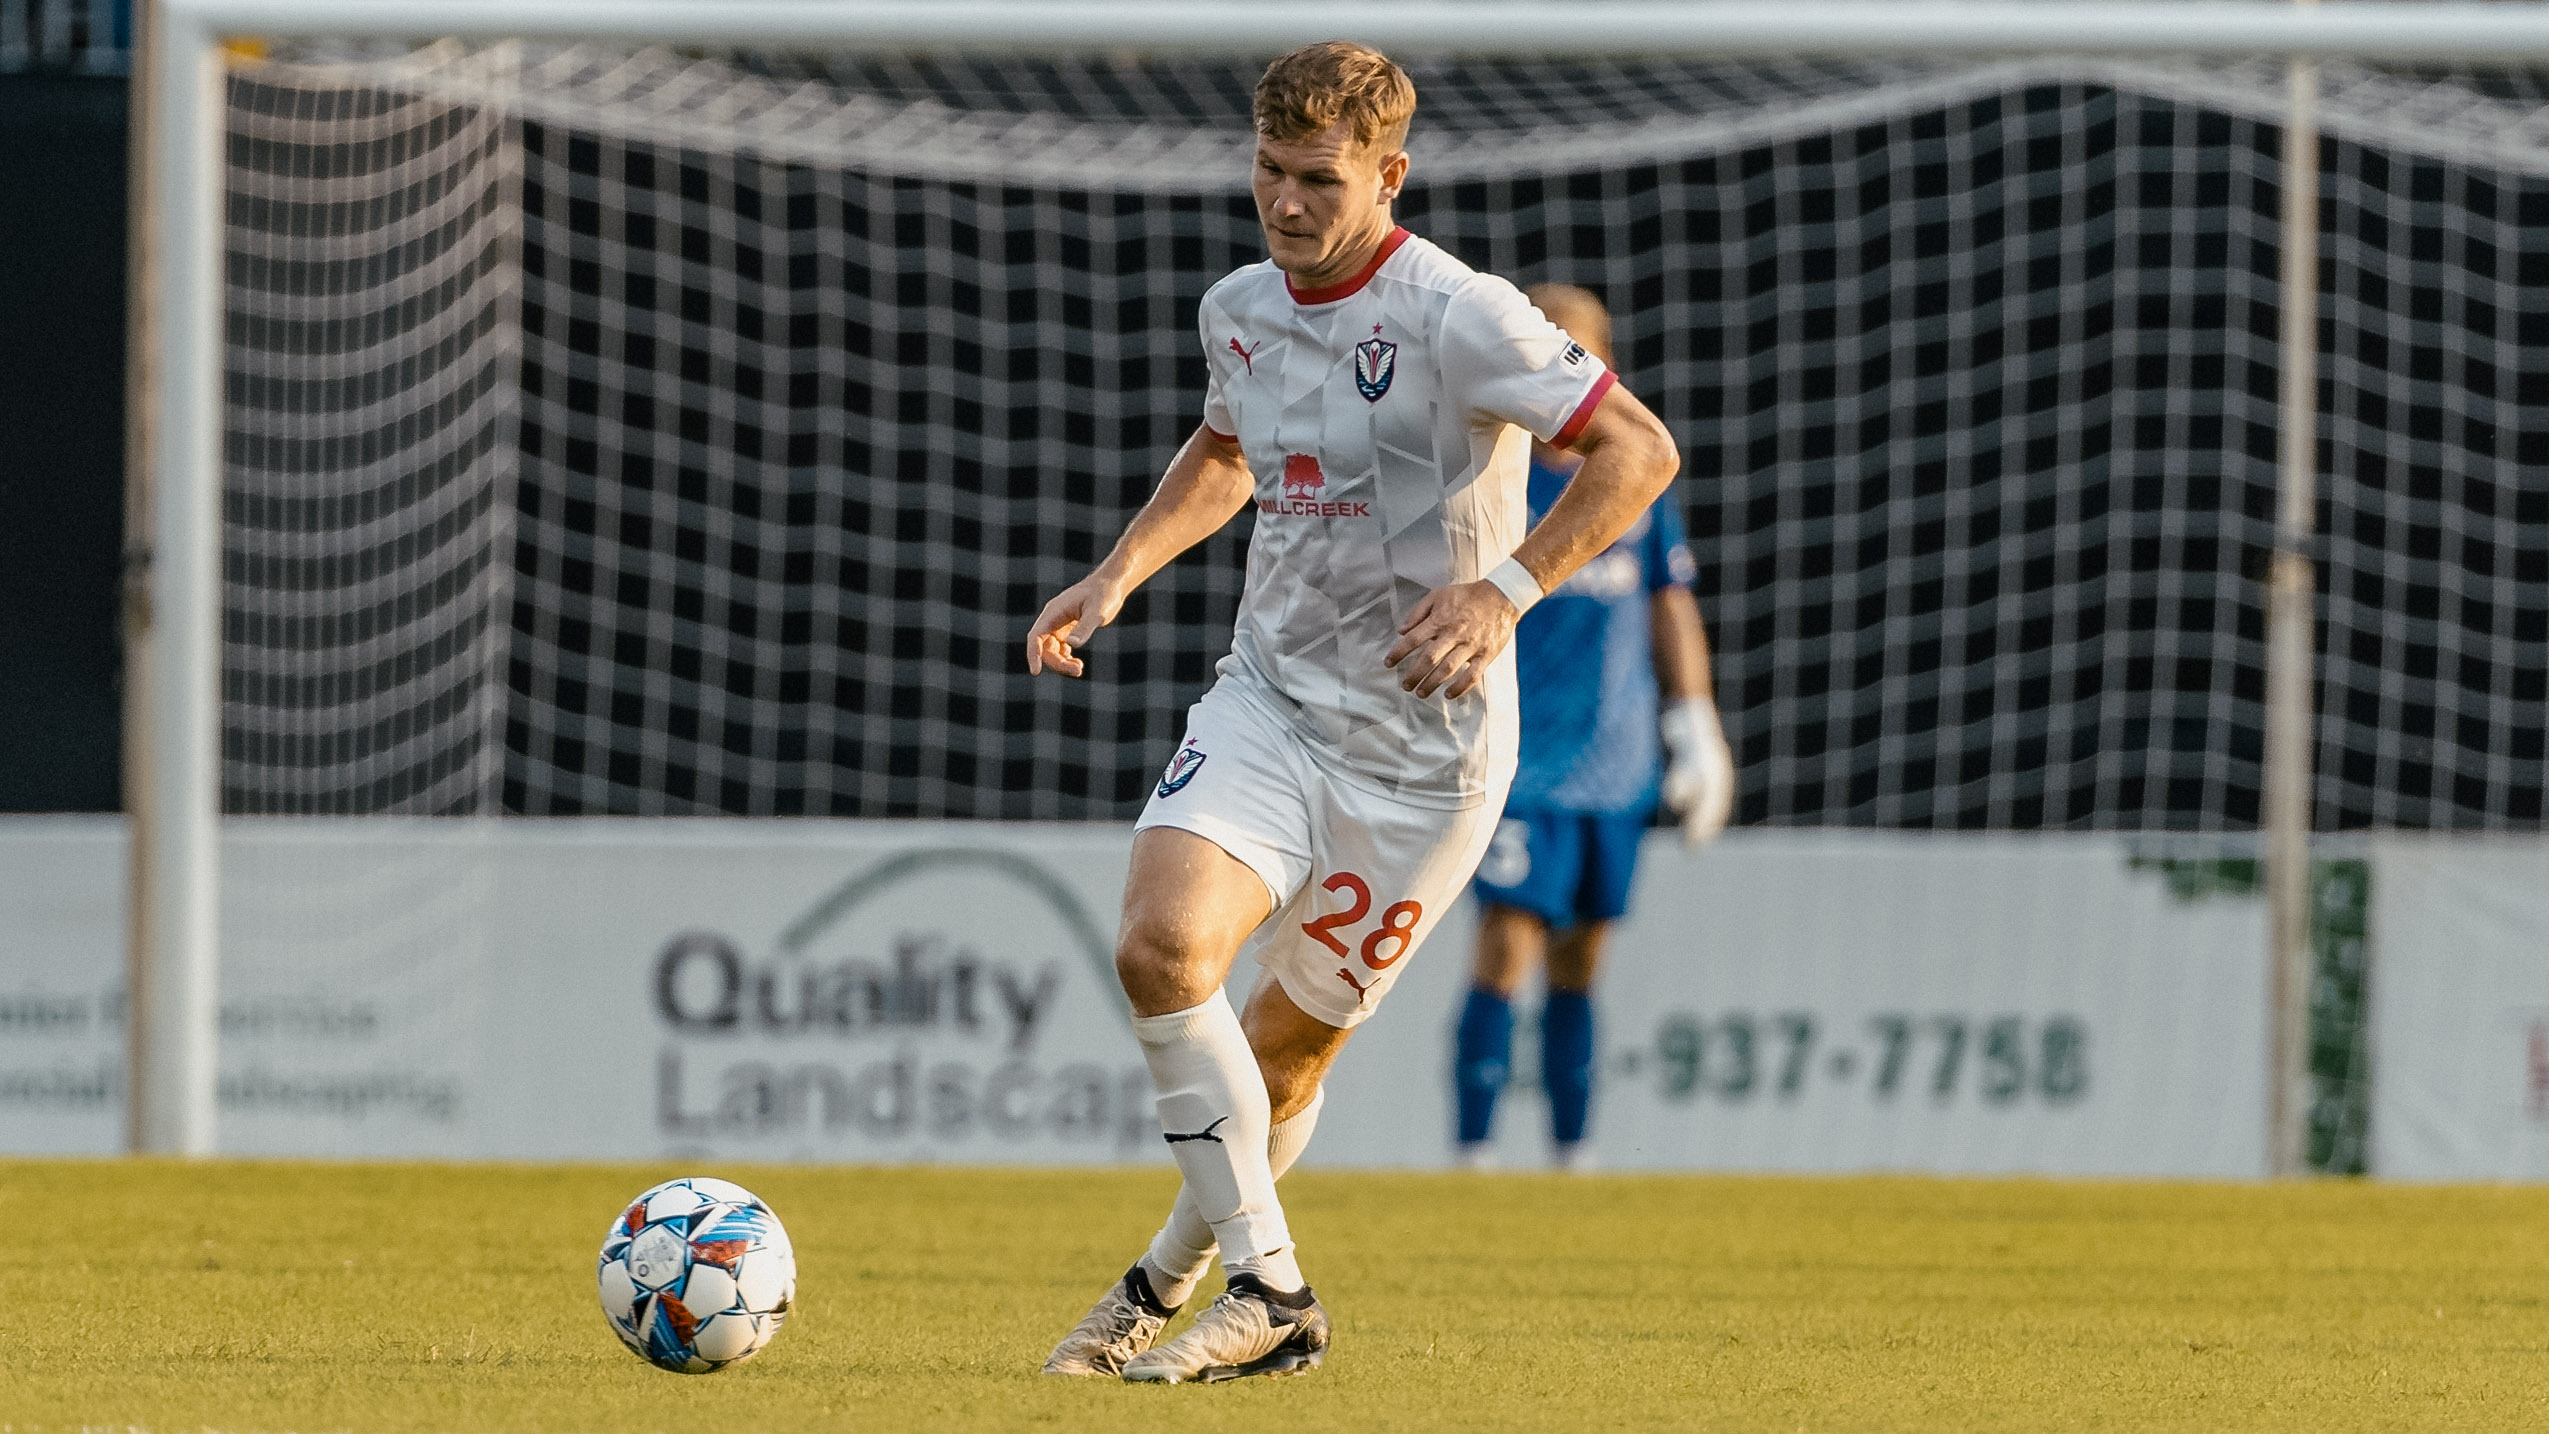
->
[1386, 383, 1680, 700]
[1651, 586, 1713, 705]
[1025, 426, 1252, 677]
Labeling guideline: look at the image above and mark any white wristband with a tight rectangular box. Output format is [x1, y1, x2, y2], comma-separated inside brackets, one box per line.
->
[1483, 556, 1544, 616]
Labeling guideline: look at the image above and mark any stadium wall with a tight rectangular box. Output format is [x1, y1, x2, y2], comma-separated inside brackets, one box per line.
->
[0, 72, 127, 813]
[2, 815, 2509, 1177]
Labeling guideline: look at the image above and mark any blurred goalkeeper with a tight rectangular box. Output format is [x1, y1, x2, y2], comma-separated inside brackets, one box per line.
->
[1454, 285, 1734, 1171]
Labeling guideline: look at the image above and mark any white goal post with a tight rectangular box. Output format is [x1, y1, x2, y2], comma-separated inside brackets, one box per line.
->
[125, 0, 2549, 1163]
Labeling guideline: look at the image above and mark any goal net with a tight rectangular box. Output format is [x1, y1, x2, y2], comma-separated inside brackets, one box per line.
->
[187, 25, 2549, 1174]
[226, 41, 2549, 832]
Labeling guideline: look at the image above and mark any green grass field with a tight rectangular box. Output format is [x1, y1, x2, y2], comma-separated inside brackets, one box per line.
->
[7, 1161, 2546, 1432]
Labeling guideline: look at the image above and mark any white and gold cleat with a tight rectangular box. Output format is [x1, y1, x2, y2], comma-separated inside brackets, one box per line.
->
[1042, 1263, 1179, 1377]
[1118, 1273, 1328, 1384]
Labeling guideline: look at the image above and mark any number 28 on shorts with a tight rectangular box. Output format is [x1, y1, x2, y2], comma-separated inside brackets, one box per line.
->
[1300, 870, 1421, 1000]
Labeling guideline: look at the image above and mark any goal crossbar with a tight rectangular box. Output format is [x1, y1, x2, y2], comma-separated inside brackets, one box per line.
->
[129, 0, 2537, 1159]
[155, 0, 2549, 61]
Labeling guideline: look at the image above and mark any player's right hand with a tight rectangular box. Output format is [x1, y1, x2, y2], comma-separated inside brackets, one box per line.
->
[1387, 579, 1520, 700]
[1026, 572, 1127, 677]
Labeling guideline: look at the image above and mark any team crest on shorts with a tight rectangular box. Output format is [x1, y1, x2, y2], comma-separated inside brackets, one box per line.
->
[1157, 742, 1207, 798]
[1353, 336, 1396, 402]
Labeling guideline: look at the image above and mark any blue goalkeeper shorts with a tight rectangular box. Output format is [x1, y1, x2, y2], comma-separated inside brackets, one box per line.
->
[1468, 801, 1651, 930]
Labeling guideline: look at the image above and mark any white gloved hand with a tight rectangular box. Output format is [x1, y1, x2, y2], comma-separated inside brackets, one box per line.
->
[1660, 699, 1735, 847]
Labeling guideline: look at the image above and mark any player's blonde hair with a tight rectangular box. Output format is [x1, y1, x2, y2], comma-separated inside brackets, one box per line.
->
[1253, 41, 1417, 153]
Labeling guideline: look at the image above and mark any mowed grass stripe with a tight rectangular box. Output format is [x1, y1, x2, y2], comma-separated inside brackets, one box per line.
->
[5, 1162, 2545, 1431]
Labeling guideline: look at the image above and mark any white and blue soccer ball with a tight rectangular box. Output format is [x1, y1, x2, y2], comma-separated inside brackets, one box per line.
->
[596, 1176, 797, 1373]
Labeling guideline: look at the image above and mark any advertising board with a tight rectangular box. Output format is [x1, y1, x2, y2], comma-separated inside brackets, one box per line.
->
[0, 821, 2271, 1175]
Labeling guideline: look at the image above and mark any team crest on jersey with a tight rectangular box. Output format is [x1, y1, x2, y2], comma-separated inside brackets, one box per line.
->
[1353, 336, 1397, 402]
[1157, 741, 1207, 798]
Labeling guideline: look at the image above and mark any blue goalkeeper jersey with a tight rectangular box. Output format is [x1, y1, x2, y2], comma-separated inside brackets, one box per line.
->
[1510, 454, 1698, 815]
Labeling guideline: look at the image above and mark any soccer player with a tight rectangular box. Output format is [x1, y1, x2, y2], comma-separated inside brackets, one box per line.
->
[1025, 42, 1680, 1384]
[1453, 285, 1736, 1172]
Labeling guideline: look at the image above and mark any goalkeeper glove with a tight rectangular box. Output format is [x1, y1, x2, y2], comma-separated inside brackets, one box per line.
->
[1660, 698, 1735, 847]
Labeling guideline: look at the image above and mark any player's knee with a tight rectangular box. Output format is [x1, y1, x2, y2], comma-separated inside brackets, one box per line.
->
[1546, 921, 1611, 990]
[1472, 903, 1546, 994]
[1113, 918, 1199, 1008]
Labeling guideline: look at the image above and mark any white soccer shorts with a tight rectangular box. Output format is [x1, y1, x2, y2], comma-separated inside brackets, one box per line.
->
[1134, 677, 1506, 1030]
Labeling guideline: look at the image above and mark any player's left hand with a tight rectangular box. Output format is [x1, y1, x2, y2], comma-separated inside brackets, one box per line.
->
[1025, 570, 1129, 678]
[1661, 698, 1736, 846]
[1386, 580, 1518, 700]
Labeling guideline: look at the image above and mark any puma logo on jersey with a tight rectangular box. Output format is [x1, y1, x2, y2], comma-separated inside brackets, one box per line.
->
[1229, 336, 1261, 374]
[1260, 455, 1370, 518]
[1163, 1116, 1230, 1145]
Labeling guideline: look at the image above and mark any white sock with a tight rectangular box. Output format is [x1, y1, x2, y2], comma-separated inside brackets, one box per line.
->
[1144, 1084, 1325, 1307]
[1131, 993, 1301, 1294]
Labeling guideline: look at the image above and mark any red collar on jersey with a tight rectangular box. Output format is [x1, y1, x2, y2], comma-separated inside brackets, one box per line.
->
[1285, 226, 1413, 306]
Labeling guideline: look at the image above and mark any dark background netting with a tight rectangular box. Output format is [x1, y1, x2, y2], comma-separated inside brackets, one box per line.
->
[382, 75, 2549, 827]
[224, 74, 516, 816]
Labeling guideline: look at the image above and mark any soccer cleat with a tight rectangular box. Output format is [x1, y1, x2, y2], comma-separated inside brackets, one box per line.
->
[1042, 1263, 1180, 1377]
[1118, 1273, 1328, 1384]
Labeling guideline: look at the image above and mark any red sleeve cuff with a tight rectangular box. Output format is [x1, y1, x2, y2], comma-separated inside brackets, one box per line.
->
[1550, 370, 1618, 451]
[1202, 423, 1238, 445]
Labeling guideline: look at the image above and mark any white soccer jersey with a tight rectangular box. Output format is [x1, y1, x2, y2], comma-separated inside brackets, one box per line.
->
[1197, 228, 1616, 806]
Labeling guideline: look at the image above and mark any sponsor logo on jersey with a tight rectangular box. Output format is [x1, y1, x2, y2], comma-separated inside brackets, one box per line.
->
[1157, 741, 1207, 798]
[1561, 340, 1590, 367]
[1261, 455, 1370, 518]
[1353, 334, 1397, 402]
[1228, 336, 1261, 374]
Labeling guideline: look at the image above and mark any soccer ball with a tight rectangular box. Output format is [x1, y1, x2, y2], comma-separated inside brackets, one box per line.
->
[596, 1176, 796, 1373]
